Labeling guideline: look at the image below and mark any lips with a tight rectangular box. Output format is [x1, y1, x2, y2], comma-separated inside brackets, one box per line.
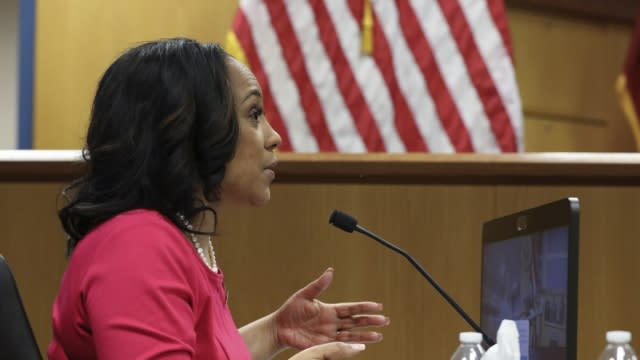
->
[264, 159, 278, 180]
[264, 159, 278, 171]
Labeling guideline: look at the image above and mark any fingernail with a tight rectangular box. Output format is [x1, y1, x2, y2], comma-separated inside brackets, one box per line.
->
[350, 344, 366, 351]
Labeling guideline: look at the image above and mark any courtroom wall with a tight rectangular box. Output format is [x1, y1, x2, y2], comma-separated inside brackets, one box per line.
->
[32, 1, 637, 151]
[510, 7, 636, 151]
[33, 0, 237, 148]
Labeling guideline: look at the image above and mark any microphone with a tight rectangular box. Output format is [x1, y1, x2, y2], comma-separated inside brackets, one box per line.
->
[329, 209, 496, 346]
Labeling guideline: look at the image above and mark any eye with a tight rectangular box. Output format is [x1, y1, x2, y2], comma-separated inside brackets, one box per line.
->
[248, 106, 264, 123]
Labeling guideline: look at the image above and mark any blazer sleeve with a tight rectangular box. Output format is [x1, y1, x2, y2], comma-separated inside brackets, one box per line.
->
[81, 220, 199, 360]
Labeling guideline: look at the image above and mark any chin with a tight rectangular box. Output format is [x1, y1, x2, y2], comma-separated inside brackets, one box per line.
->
[250, 191, 271, 207]
[231, 190, 271, 208]
[219, 185, 272, 208]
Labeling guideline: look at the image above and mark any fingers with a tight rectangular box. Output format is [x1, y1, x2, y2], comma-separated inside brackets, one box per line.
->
[338, 314, 390, 330]
[289, 342, 366, 360]
[296, 268, 334, 300]
[333, 309, 390, 345]
[336, 330, 384, 343]
[335, 302, 383, 318]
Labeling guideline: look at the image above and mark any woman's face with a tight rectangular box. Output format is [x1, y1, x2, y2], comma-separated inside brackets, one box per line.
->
[219, 58, 282, 208]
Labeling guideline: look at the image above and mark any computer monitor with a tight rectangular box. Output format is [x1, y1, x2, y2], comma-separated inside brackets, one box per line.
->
[480, 198, 579, 360]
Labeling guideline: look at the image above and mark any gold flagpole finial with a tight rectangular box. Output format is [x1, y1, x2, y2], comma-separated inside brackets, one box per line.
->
[225, 31, 249, 67]
[361, 0, 374, 55]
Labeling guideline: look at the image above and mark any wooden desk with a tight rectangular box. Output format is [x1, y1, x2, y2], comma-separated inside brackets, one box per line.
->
[1, 151, 638, 359]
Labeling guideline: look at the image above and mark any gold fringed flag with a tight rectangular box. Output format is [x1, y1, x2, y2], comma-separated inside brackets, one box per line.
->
[227, 0, 523, 153]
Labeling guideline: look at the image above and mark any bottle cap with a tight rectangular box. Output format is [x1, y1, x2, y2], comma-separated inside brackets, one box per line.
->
[460, 332, 483, 344]
[606, 331, 632, 344]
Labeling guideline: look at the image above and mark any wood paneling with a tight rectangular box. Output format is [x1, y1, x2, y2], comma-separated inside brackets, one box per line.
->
[0, 183, 69, 357]
[1, 154, 639, 358]
[220, 185, 640, 359]
[508, 0, 640, 24]
[33, 0, 239, 149]
[525, 115, 611, 152]
[508, 7, 636, 151]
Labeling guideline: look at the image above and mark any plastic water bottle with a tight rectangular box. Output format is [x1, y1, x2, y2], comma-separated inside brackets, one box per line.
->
[451, 332, 485, 360]
[598, 331, 638, 360]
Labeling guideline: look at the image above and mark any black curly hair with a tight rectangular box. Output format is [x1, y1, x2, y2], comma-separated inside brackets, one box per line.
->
[59, 38, 239, 252]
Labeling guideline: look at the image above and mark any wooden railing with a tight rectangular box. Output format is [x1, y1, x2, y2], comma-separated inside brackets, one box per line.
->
[2, 151, 640, 184]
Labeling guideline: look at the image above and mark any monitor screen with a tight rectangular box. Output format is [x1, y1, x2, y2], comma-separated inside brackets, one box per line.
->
[480, 198, 579, 360]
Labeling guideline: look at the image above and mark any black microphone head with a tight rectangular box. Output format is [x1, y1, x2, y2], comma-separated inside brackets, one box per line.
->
[329, 210, 358, 233]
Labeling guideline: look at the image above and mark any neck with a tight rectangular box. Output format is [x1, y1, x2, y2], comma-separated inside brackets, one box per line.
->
[191, 193, 220, 234]
[179, 210, 219, 273]
[190, 209, 216, 234]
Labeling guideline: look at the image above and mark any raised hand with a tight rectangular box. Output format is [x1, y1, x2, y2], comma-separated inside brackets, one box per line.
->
[274, 268, 390, 350]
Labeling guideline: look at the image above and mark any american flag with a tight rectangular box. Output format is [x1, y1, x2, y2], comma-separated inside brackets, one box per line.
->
[226, 0, 523, 152]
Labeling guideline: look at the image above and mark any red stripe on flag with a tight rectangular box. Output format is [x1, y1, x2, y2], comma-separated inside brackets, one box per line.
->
[438, 0, 517, 152]
[264, 1, 337, 151]
[396, 0, 473, 152]
[486, 0, 514, 60]
[311, 0, 385, 152]
[233, 10, 292, 151]
[348, 0, 428, 151]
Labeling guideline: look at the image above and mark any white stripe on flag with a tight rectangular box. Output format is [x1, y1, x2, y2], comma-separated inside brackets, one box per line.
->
[241, 0, 319, 152]
[459, 0, 524, 151]
[324, 0, 406, 153]
[409, 0, 500, 152]
[284, 0, 366, 152]
[372, 0, 454, 152]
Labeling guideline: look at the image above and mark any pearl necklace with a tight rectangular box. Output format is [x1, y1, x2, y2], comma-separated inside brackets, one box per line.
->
[177, 213, 218, 273]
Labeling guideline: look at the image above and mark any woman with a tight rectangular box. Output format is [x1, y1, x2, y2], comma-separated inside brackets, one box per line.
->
[49, 38, 389, 360]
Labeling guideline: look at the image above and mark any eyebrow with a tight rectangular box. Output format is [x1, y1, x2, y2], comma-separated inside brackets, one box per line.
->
[241, 89, 262, 104]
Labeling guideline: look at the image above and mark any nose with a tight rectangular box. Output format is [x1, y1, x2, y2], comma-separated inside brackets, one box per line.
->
[265, 121, 282, 151]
